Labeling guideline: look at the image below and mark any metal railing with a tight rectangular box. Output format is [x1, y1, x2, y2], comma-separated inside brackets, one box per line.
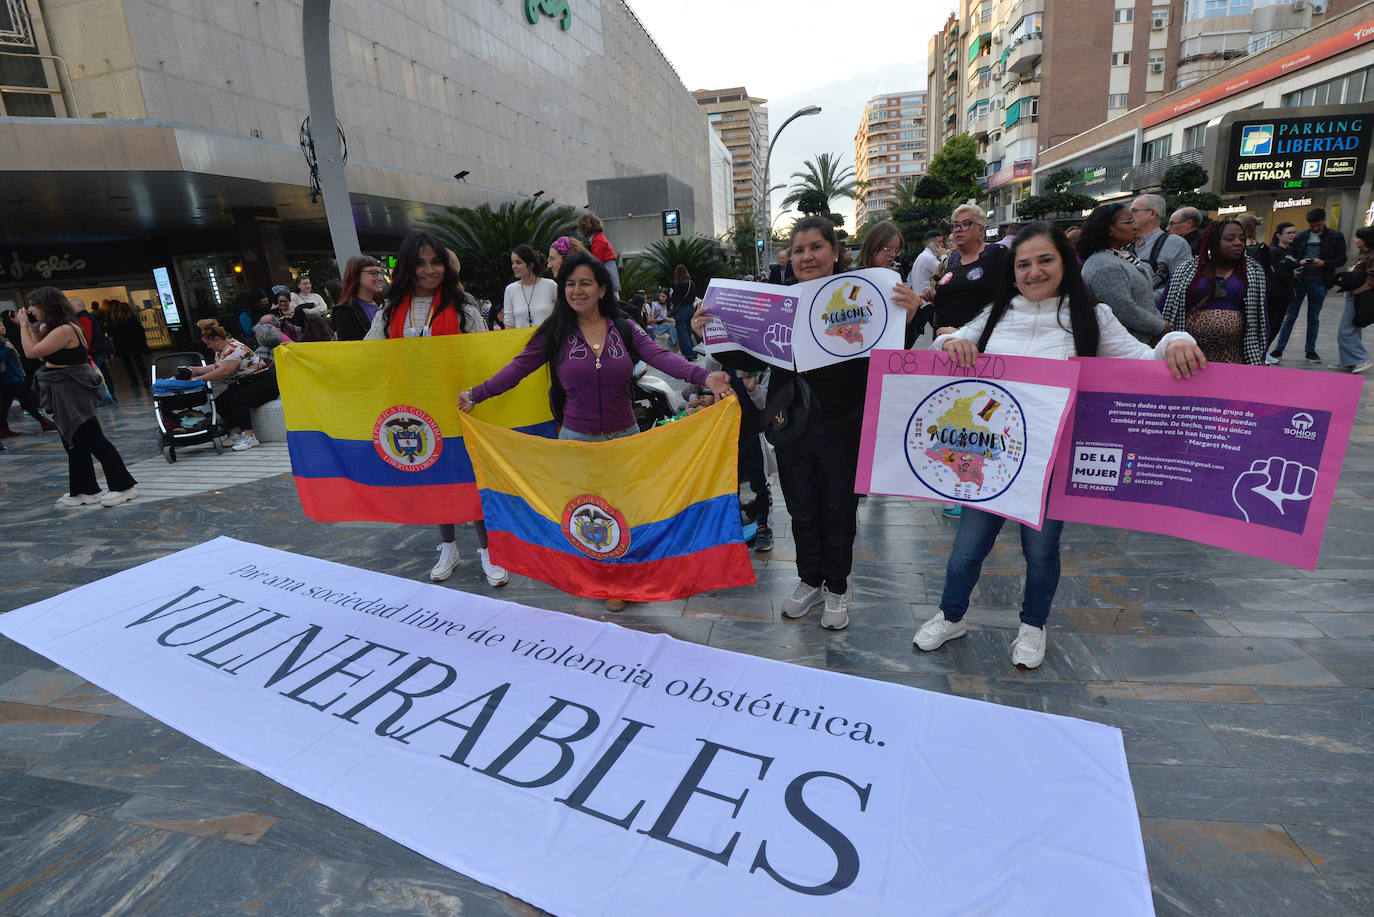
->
[1122, 148, 1205, 191]
[0, 48, 80, 117]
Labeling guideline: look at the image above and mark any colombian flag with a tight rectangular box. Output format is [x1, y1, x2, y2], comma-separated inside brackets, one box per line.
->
[275, 332, 554, 524]
[460, 398, 756, 601]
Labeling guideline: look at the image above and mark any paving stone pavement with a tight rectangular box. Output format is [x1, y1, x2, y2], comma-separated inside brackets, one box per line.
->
[1, 319, 1371, 916]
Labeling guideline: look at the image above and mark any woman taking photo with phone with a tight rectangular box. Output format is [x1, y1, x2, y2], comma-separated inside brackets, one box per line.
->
[16, 287, 138, 507]
[915, 223, 1206, 669]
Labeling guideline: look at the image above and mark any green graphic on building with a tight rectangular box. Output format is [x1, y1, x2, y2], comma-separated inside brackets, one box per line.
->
[526, 0, 571, 30]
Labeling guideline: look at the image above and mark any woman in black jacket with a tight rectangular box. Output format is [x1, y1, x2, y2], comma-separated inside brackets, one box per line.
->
[669, 264, 697, 356]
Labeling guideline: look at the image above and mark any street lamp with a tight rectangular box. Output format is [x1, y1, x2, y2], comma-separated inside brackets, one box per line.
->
[757, 104, 821, 272]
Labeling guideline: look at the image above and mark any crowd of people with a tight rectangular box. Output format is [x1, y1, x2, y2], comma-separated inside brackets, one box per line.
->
[5, 201, 1364, 672]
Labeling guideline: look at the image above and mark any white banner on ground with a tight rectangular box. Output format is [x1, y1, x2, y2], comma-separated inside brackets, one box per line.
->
[0, 538, 1152, 916]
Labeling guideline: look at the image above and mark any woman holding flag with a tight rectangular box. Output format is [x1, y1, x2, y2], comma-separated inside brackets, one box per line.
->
[459, 250, 731, 610]
[365, 229, 508, 588]
[914, 222, 1207, 669]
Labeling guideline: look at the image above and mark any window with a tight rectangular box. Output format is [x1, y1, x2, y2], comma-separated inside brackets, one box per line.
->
[1152, 7, 1169, 29]
[1108, 93, 1129, 108]
[1148, 53, 1165, 73]
[1141, 135, 1172, 162]
[707, 113, 722, 122]
[1282, 66, 1372, 107]
[1111, 52, 1131, 66]
[1182, 123, 1206, 151]
[1113, 8, 1134, 23]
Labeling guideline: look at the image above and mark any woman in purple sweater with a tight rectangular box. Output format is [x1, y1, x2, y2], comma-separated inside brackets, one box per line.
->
[460, 252, 730, 610]
[460, 252, 730, 440]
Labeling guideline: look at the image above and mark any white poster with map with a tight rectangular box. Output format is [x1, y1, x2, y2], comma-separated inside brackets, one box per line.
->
[857, 350, 1080, 528]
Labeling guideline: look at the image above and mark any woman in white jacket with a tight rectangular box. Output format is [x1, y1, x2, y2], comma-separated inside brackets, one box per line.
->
[914, 222, 1207, 669]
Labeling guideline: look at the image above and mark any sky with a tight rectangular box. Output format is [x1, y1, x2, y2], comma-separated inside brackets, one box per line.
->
[627, 0, 958, 234]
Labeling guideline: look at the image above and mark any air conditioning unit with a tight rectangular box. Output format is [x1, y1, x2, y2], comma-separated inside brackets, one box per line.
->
[1150, 61, 1165, 73]
[1291, 0, 1307, 10]
[1151, 15, 1167, 30]
[993, 31, 1002, 44]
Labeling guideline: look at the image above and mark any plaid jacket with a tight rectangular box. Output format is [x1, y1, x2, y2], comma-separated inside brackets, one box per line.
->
[1161, 255, 1268, 366]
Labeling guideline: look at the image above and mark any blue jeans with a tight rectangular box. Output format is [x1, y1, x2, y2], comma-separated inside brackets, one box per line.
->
[1338, 292, 1368, 367]
[653, 320, 678, 349]
[674, 317, 696, 356]
[939, 506, 1064, 628]
[1271, 279, 1327, 355]
[558, 423, 638, 442]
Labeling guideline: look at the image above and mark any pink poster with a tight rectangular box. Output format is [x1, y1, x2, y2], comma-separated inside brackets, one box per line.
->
[857, 350, 1080, 529]
[1048, 359, 1363, 570]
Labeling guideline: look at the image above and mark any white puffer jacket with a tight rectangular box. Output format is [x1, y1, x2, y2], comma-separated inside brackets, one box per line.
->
[932, 295, 1195, 361]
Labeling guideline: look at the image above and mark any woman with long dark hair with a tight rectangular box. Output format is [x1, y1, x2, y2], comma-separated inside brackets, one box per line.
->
[107, 300, 151, 392]
[1078, 203, 1168, 344]
[669, 264, 697, 357]
[15, 286, 138, 507]
[915, 223, 1206, 669]
[1162, 219, 1269, 365]
[504, 244, 557, 329]
[333, 255, 384, 341]
[460, 251, 731, 611]
[366, 230, 502, 586]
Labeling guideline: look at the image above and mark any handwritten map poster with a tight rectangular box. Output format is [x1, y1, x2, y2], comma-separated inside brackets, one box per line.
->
[1049, 359, 1362, 569]
[701, 269, 905, 371]
[857, 350, 1080, 528]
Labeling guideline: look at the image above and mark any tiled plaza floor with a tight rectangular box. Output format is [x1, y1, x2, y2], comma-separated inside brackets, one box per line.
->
[1, 318, 1372, 916]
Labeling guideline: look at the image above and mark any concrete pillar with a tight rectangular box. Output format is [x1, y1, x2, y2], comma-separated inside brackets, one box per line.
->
[233, 208, 291, 294]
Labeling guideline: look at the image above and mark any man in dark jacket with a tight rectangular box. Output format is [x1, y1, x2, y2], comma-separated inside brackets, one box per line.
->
[767, 250, 794, 285]
[1267, 207, 1347, 365]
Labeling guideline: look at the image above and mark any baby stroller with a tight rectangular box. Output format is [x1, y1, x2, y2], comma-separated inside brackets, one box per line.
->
[151, 352, 224, 463]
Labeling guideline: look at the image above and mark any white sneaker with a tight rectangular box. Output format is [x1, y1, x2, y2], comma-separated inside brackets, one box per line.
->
[55, 492, 102, 508]
[1011, 623, 1047, 669]
[99, 487, 138, 507]
[914, 611, 968, 651]
[1264, 352, 1281, 365]
[1352, 361, 1372, 374]
[227, 432, 244, 446]
[231, 432, 259, 451]
[477, 548, 509, 587]
[781, 581, 823, 619]
[820, 588, 849, 630]
[430, 542, 460, 582]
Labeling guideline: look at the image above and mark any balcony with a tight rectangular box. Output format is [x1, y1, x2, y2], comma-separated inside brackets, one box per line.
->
[1006, 32, 1043, 76]
[969, 107, 991, 140]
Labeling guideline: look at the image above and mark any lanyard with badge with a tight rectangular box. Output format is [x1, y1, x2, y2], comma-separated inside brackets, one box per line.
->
[403, 296, 438, 337]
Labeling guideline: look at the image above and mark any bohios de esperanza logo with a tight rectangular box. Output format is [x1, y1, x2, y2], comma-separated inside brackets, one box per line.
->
[808, 275, 889, 357]
[904, 381, 1027, 502]
[562, 494, 631, 559]
[373, 405, 443, 472]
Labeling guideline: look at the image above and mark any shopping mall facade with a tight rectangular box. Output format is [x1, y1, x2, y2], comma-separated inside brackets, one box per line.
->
[1034, 6, 1374, 247]
[0, 0, 717, 343]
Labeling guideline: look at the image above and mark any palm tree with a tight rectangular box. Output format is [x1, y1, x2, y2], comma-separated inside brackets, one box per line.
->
[636, 237, 733, 291]
[781, 153, 861, 213]
[425, 199, 578, 302]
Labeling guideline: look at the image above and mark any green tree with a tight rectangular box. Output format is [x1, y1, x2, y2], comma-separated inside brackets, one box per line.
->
[425, 199, 578, 302]
[781, 152, 860, 213]
[793, 188, 831, 216]
[1016, 168, 1099, 220]
[927, 134, 984, 204]
[1161, 163, 1222, 217]
[728, 209, 761, 275]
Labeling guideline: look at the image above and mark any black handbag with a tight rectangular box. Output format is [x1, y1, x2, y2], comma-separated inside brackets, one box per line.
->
[1354, 289, 1374, 329]
[1333, 267, 1367, 292]
[761, 372, 819, 449]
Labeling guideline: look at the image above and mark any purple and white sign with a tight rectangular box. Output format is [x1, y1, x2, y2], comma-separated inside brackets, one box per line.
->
[701, 269, 905, 371]
[1049, 360, 1363, 569]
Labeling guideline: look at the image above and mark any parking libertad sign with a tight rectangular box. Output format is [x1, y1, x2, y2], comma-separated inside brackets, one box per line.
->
[1220, 103, 1373, 194]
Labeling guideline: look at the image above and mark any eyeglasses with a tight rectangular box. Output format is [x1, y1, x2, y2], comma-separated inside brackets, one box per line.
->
[1168, 218, 1187, 227]
[1129, 207, 1152, 214]
[951, 220, 980, 231]
[362, 268, 384, 276]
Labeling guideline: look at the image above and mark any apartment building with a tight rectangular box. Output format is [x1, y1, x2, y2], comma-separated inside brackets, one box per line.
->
[693, 87, 770, 223]
[927, 14, 964, 151]
[854, 91, 928, 226]
[1176, 0, 1361, 88]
